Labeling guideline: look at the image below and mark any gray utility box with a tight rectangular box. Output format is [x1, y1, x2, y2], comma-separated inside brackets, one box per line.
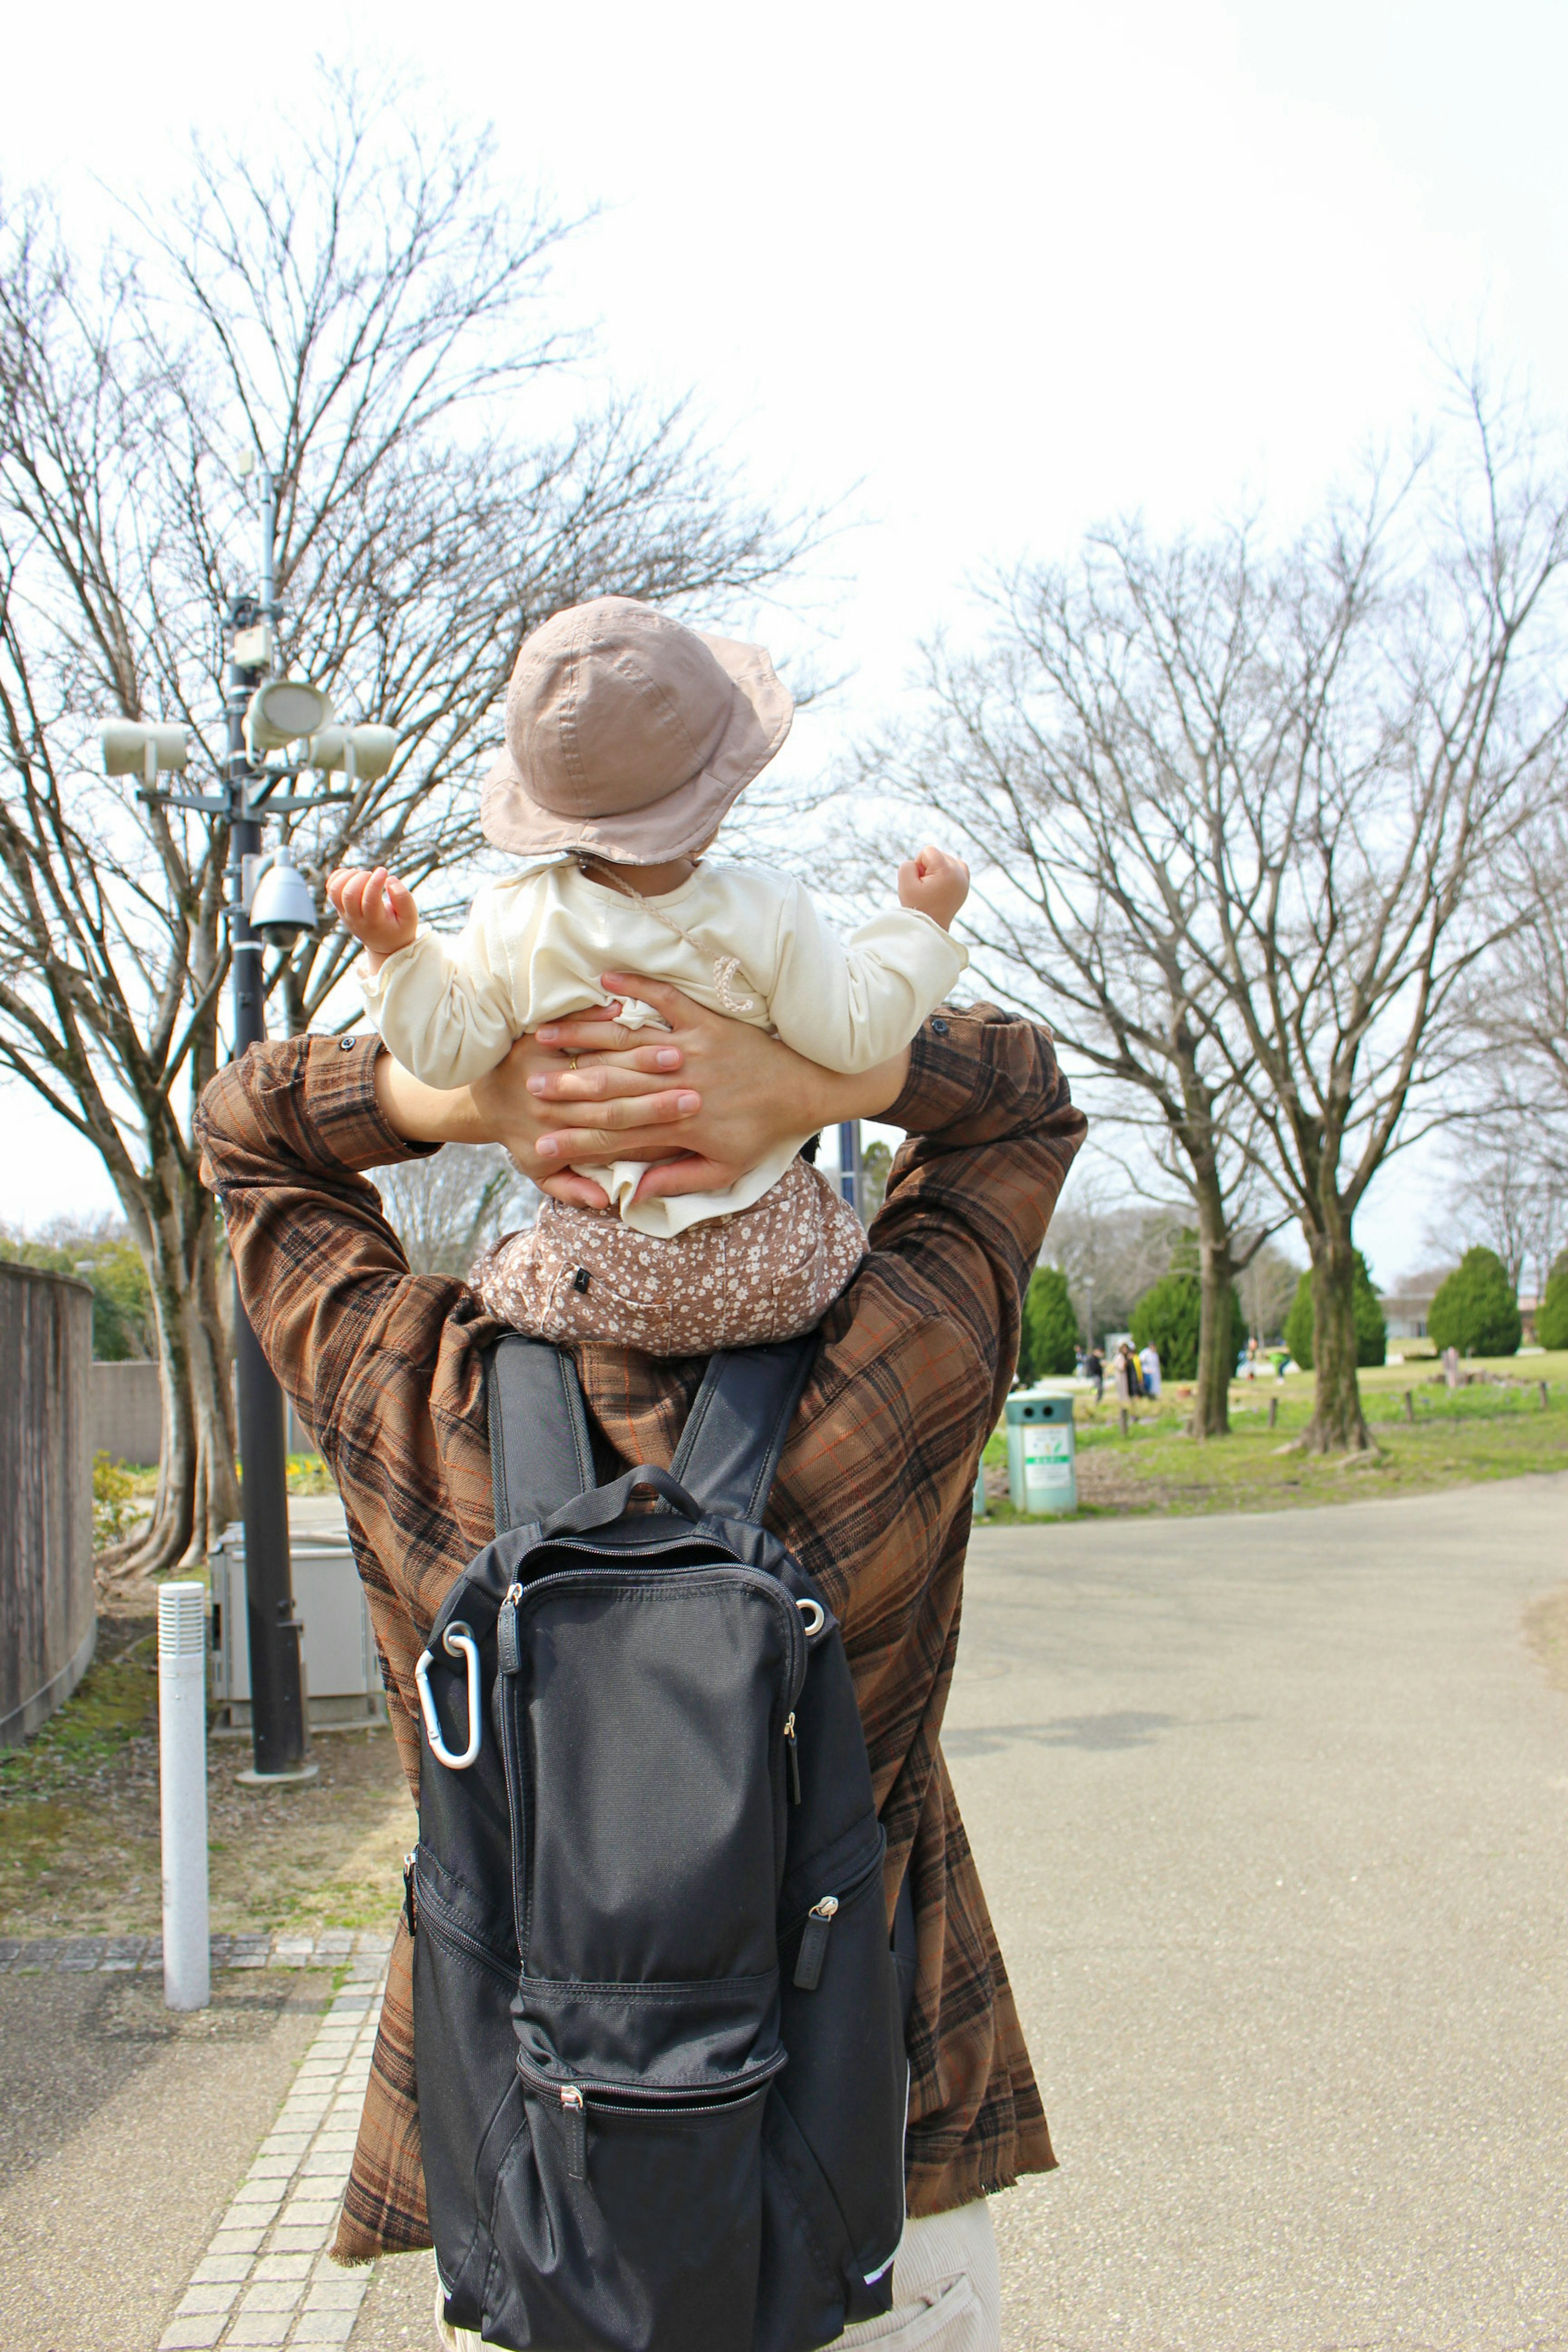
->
[208, 1519, 385, 1732]
[1005, 1389, 1078, 1516]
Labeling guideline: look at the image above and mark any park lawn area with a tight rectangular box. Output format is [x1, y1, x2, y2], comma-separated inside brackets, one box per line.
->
[981, 1352, 1568, 1520]
[0, 1595, 414, 1943]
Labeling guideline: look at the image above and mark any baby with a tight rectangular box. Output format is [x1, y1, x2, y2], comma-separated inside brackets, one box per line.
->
[328, 596, 969, 1356]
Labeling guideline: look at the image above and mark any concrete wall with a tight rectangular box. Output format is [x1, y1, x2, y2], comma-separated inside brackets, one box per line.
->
[91, 1359, 164, 1466]
[0, 1263, 95, 1749]
[91, 1361, 314, 1465]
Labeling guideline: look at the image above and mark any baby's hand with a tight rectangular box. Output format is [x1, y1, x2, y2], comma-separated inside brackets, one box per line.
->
[326, 865, 419, 971]
[897, 845, 969, 930]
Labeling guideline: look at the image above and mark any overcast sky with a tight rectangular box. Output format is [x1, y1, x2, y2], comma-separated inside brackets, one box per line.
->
[7, 0, 1567, 1282]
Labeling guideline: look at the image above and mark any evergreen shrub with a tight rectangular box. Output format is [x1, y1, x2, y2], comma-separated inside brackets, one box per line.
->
[1019, 1265, 1079, 1380]
[1427, 1246, 1521, 1358]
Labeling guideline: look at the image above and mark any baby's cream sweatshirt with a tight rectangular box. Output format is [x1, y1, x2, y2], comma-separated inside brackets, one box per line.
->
[359, 857, 967, 1238]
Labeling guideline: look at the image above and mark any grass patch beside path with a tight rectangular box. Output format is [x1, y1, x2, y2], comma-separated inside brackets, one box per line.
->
[980, 1353, 1568, 1521]
[0, 1594, 414, 1942]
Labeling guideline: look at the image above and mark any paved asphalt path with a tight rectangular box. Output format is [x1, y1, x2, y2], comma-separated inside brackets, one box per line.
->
[7, 1477, 1564, 2348]
[958, 1474, 1568, 2352]
[0, 1967, 330, 2349]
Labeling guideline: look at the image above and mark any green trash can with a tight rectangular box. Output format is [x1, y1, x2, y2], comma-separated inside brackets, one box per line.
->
[1005, 1390, 1077, 1516]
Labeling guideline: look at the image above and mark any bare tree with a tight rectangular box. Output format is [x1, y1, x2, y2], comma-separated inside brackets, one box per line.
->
[1438, 1138, 1566, 1299]
[376, 1146, 539, 1279]
[858, 564, 1283, 1434]
[870, 380, 1568, 1451]
[0, 73, 820, 1575]
[1115, 388, 1568, 1449]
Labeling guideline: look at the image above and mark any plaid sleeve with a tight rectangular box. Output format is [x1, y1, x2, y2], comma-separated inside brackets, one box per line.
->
[196, 1033, 499, 1714]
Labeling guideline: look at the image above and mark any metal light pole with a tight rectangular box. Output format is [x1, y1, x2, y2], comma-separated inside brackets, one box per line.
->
[226, 468, 310, 1784]
[102, 463, 395, 1785]
[837, 1120, 862, 1225]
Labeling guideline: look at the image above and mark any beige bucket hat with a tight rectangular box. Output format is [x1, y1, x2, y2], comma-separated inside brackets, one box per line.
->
[481, 597, 793, 862]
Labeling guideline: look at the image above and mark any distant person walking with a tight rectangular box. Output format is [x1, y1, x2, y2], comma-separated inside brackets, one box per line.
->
[1085, 1345, 1104, 1403]
[1443, 1343, 1461, 1390]
[1139, 1341, 1162, 1399]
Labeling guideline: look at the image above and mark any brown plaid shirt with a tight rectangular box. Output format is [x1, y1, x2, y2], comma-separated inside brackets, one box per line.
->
[195, 1004, 1085, 2264]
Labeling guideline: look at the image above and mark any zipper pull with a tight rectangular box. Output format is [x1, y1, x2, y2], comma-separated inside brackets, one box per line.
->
[783, 1712, 801, 1806]
[793, 1895, 839, 1991]
[401, 1850, 418, 1938]
[497, 1582, 523, 1677]
[560, 2084, 586, 2180]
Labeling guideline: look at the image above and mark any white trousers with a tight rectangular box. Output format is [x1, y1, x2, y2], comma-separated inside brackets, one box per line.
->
[436, 2198, 1000, 2352]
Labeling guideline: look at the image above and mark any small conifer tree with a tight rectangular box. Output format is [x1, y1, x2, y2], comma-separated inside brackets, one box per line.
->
[1428, 1246, 1521, 1358]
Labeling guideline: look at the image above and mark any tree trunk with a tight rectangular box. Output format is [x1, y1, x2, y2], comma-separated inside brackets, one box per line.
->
[1189, 1164, 1235, 1439]
[99, 1136, 240, 1581]
[1305, 1228, 1370, 1453]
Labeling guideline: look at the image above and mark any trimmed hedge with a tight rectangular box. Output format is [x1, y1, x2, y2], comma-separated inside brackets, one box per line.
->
[1428, 1245, 1521, 1358]
[1019, 1265, 1079, 1381]
[1537, 1250, 1568, 1352]
[1130, 1270, 1245, 1383]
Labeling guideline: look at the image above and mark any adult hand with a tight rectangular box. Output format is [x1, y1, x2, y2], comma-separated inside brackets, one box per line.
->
[374, 1006, 699, 1206]
[526, 976, 910, 1201]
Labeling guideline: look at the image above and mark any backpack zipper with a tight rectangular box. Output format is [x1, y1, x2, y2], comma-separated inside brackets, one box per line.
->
[559, 2084, 586, 2179]
[783, 1712, 801, 1805]
[792, 1895, 840, 1990]
[497, 1581, 523, 1675]
[516, 2046, 785, 2111]
[498, 1563, 806, 1968]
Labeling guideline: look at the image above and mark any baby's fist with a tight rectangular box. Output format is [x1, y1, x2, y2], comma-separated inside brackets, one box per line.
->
[897, 845, 969, 930]
[326, 865, 419, 969]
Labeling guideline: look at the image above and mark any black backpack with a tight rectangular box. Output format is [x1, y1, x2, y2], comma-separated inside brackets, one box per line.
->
[408, 1335, 912, 2352]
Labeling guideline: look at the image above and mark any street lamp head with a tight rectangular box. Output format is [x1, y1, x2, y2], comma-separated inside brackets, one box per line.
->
[247, 844, 318, 947]
[246, 678, 334, 752]
[308, 723, 398, 785]
[101, 720, 190, 782]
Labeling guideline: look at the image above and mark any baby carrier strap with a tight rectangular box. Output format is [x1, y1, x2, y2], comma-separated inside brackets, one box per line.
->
[669, 1338, 818, 1524]
[488, 1333, 596, 1532]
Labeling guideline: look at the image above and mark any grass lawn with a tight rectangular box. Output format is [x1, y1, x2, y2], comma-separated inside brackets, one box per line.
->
[980, 1351, 1568, 1521]
[0, 1597, 414, 1943]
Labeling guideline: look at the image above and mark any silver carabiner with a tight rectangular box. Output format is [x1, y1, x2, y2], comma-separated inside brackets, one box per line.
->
[415, 1619, 482, 1769]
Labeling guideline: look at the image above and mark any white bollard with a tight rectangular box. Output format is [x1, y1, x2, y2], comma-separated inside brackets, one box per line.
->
[158, 1580, 210, 2010]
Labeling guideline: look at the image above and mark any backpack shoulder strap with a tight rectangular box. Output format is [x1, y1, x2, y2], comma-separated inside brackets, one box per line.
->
[670, 1336, 817, 1526]
[488, 1334, 596, 1533]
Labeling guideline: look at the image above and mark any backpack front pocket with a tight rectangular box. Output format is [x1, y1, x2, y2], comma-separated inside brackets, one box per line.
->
[484, 2055, 781, 2352]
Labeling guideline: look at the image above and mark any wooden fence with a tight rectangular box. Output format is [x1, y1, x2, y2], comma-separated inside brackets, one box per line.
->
[0, 1262, 95, 1748]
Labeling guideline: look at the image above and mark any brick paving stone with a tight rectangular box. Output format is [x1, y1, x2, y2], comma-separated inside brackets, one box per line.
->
[293, 2313, 356, 2345]
[211, 2226, 268, 2257]
[225, 2315, 291, 2348]
[236, 2279, 301, 2312]
[252, 2253, 314, 2283]
[271, 2225, 335, 2256]
[0, 1939, 22, 1971]
[15, 1940, 67, 1970]
[172, 2283, 238, 2316]
[282, 2201, 341, 2230]
[192, 2254, 254, 2285]
[59, 1937, 107, 1970]
[158, 2317, 227, 2350]
[303, 2273, 368, 2309]
[313, 1929, 355, 1955]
